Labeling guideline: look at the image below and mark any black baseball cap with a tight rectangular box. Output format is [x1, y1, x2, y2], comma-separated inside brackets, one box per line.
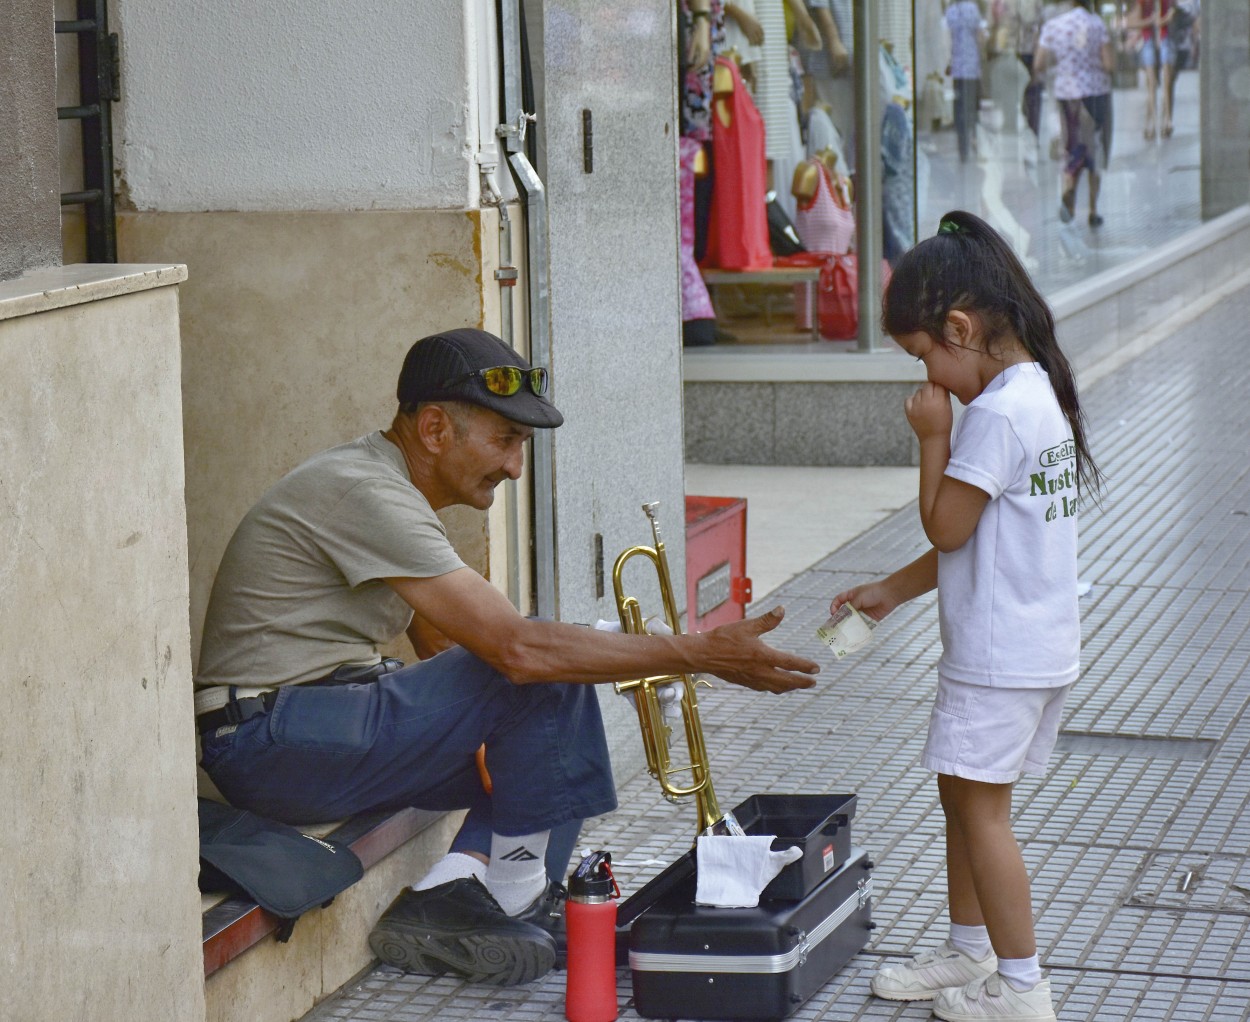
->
[396, 328, 563, 428]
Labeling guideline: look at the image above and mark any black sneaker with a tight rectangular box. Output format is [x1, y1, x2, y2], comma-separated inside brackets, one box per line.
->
[368, 877, 556, 985]
[514, 880, 568, 966]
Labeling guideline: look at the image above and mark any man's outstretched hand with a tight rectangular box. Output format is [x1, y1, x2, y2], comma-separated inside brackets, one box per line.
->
[700, 606, 821, 694]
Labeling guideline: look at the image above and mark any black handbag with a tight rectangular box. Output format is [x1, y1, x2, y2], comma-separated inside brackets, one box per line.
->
[198, 798, 364, 941]
[766, 191, 807, 257]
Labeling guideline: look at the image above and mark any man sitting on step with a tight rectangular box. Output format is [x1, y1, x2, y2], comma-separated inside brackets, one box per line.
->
[193, 327, 821, 986]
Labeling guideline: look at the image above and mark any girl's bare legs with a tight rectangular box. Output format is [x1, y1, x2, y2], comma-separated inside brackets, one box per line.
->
[939, 774, 1037, 959]
[1143, 64, 1158, 139]
[1161, 61, 1175, 136]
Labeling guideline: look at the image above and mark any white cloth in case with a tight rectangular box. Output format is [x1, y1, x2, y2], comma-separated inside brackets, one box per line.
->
[695, 835, 803, 908]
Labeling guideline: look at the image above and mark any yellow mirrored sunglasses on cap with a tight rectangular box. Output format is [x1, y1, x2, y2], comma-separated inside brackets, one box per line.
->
[441, 365, 549, 397]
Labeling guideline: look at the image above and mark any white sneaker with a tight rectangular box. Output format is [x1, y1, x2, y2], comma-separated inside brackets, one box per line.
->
[869, 940, 997, 1001]
[933, 973, 1057, 1022]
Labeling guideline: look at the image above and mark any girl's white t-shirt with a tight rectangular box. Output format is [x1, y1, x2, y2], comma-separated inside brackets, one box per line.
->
[938, 362, 1080, 689]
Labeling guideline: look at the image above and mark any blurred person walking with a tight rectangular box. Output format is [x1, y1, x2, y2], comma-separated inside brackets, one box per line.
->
[1034, 0, 1114, 227]
[1125, 0, 1175, 139]
[944, 0, 988, 163]
[1014, 0, 1045, 138]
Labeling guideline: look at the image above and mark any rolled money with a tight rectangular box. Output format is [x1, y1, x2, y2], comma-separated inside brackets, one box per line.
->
[816, 603, 874, 657]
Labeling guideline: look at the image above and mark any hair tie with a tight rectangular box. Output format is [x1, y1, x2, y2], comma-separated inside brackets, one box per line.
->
[937, 218, 963, 236]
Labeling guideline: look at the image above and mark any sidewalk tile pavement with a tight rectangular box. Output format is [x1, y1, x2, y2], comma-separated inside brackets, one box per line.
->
[302, 285, 1250, 1019]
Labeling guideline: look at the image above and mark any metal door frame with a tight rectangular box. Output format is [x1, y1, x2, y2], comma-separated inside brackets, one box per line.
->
[497, 0, 560, 620]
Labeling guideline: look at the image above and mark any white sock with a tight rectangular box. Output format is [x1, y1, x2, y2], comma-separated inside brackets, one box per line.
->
[412, 851, 486, 892]
[997, 954, 1042, 991]
[949, 922, 993, 961]
[484, 830, 549, 915]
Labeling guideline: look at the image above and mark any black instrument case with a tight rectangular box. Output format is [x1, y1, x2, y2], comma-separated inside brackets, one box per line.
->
[624, 793, 873, 1021]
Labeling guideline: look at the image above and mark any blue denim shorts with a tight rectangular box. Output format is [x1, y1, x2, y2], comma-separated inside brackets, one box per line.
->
[1139, 36, 1174, 68]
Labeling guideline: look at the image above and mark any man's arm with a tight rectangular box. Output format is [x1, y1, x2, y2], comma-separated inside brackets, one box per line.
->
[386, 568, 820, 693]
[405, 608, 458, 660]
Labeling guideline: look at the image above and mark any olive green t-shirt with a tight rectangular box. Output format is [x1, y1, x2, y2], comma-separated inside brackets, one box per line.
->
[195, 432, 466, 688]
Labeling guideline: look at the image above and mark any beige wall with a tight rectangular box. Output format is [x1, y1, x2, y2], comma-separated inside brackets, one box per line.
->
[1, 0, 60, 280]
[0, 266, 203, 1022]
[118, 208, 500, 661]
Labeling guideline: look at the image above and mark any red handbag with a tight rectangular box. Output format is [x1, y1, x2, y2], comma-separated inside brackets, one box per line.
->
[775, 252, 892, 341]
[819, 254, 859, 340]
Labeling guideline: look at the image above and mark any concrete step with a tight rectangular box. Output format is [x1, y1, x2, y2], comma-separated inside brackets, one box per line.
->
[202, 804, 463, 1022]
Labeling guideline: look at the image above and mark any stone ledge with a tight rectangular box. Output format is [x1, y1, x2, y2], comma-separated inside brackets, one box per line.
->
[682, 347, 926, 384]
[203, 808, 463, 1022]
[0, 263, 187, 322]
[1050, 204, 1250, 324]
[203, 807, 446, 978]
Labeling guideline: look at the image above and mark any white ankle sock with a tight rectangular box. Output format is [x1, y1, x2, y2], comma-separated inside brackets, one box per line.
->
[997, 954, 1042, 991]
[412, 851, 486, 892]
[949, 922, 993, 960]
[484, 830, 549, 915]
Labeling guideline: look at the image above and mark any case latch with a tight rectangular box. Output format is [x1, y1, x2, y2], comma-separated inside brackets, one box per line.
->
[795, 930, 811, 967]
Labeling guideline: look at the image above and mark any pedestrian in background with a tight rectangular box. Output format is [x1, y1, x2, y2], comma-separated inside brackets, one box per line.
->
[1034, 0, 1115, 227]
[944, 0, 988, 163]
[1014, 0, 1045, 138]
[1126, 0, 1175, 139]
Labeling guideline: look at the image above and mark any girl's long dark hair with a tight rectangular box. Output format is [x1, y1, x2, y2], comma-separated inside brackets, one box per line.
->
[883, 209, 1102, 499]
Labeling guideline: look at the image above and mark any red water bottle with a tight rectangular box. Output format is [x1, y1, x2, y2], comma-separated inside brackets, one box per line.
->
[565, 850, 621, 1022]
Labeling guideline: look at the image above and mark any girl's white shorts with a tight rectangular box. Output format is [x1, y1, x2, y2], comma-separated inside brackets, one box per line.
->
[921, 676, 1072, 784]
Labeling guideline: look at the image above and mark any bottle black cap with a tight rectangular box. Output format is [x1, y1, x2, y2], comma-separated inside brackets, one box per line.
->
[568, 850, 616, 899]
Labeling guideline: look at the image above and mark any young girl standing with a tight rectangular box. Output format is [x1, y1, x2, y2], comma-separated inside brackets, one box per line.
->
[831, 211, 1100, 1022]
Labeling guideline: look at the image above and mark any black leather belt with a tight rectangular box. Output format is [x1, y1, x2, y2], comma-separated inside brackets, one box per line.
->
[196, 659, 405, 735]
[197, 690, 279, 734]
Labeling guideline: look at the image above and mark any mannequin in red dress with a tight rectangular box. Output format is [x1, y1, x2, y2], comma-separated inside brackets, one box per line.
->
[701, 57, 771, 273]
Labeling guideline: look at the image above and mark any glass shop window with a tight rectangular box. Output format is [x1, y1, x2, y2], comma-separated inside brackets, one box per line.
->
[916, 0, 1205, 297]
[682, 0, 883, 350]
[685, 0, 1215, 353]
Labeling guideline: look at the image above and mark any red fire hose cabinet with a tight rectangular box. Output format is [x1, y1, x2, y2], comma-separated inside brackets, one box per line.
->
[684, 495, 752, 632]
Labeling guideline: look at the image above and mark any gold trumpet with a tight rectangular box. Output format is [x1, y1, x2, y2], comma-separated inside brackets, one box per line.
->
[613, 501, 725, 836]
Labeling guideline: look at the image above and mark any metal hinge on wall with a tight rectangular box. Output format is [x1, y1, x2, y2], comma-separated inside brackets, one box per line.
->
[104, 31, 121, 102]
[497, 109, 537, 149]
